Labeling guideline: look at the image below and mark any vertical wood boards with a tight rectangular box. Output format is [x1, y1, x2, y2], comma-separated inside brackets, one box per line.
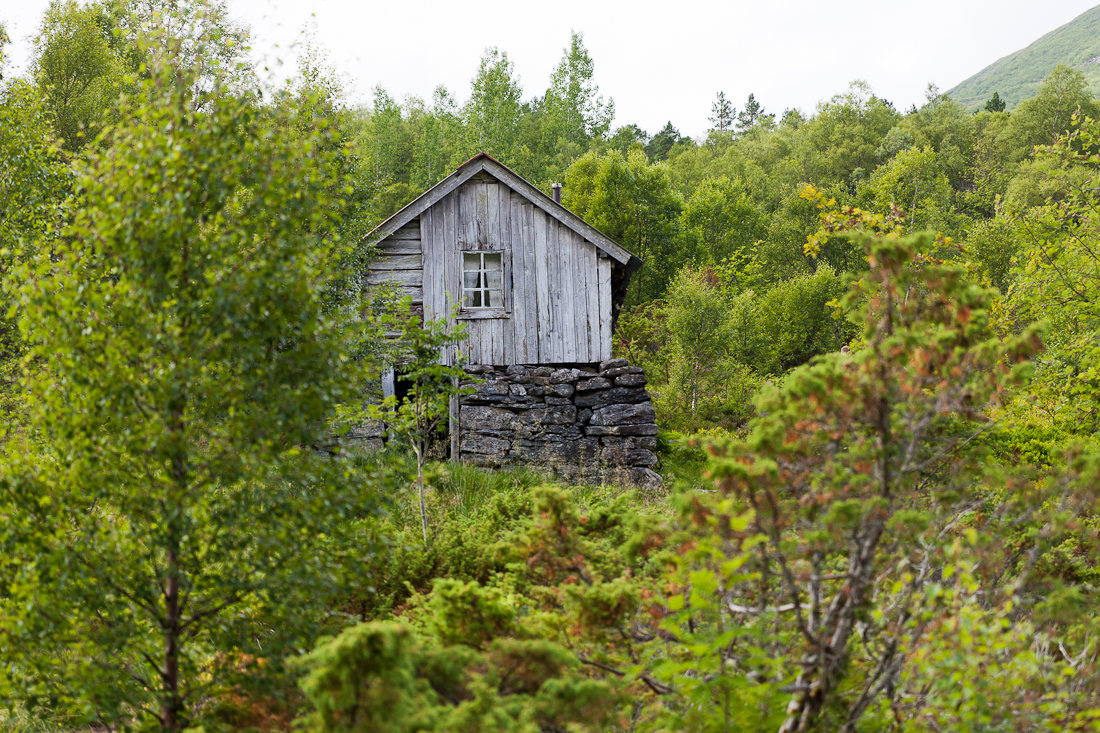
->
[559, 224, 577, 362]
[533, 207, 552, 362]
[442, 190, 460, 366]
[498, 185, 514, 366]
[598, 256, 612, 361]
[489, 182, 504, 364]
[520, 200, 539, 363]
[546, 218, 563, 362]
[569, 230, 592, 362]
[582, 237, 600, 362]
[510, 192, 536, 360]
[419, 211, 438, 360]
[412, 176, 619, 367]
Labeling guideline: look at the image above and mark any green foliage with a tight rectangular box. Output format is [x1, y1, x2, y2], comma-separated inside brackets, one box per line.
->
[669, 229, 1096, 731]
[563, 149, 683, 303]
[1001, 65, 1100, 159]
[366, 301, 469, 543]
[1008, 115, 1100, 434]
[0, 79, 72, 419]
[962, 215, 1020, 292]
[948, 6, 1100, 111]
[677, 176, 766, 270]
[31, 0, 127, 151]
[0, 66, 381, 731]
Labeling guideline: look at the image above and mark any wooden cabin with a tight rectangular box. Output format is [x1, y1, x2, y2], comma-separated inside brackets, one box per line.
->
[367, 153, 642, 366]
[366, 154, 660, 487]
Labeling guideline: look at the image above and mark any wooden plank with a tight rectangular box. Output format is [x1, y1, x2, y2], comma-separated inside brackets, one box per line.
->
[378, 240, 420, 255]
[431, 202, 447, 321]
[476, 181, 490, 250]
[366, 270, 423, 288]
[460, 181, 478, 251]
[500, 186, 514, 366]
[420, 211, 435, 333]
[533, 208, 552, 363]
[559, 224, 577, 363]
[442, 191, 459, 366]
[583, 242, 600, 362]
[449, 390, 460, 462]
[521, 199, 539, 363]
[488, 182, 502, 249]
[570, 230, 589, 362]
[488, 183, 505, 364]
[598, 256, 612, 361]
[478, 158, 635, 265]
[382, 368, 395, 400]
[394, 285, 423, 305]
[368, 254, 422, 271]
[508, 193, 528, 363]
[547, 219, 564, 362]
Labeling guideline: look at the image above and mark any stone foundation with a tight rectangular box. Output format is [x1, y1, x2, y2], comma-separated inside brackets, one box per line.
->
[458, 358, 662, 489]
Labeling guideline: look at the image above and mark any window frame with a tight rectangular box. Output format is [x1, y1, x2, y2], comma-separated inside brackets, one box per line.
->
[457, 248, 510, 320]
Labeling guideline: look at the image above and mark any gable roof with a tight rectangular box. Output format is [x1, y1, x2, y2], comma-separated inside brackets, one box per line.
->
[366, 153, 640, 270]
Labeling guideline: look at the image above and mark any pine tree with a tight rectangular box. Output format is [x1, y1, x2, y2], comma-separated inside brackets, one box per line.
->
[984, 91, 1007, 112]
[709, 91, 734, 132]
[736, 92, 765, 132]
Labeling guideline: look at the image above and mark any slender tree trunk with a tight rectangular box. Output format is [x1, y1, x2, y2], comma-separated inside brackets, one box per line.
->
[163, 462, 184, 732]
[163, 544, 181, 733]
[163, 404, 186, 733]
[415, 442, 429, 545]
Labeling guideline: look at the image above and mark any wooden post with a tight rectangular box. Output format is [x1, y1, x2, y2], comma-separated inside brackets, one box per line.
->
[449, 376, 460, 462]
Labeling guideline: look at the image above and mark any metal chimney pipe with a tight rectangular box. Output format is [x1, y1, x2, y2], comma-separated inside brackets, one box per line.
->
[551, 183, 562, 204]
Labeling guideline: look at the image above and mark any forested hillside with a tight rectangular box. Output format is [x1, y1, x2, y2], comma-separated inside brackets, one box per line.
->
[948, 3, 1100, 111]
[3, 1, 1100, 732]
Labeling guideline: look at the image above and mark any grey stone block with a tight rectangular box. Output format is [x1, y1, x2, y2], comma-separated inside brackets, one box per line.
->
[584, 423, 659, 437]
[602, 365, 645, 378]
[590, 402, 657, 426]
[627, 449, 659, 467]
[530, 367, 553, 377]
[576, 377, 612, 391]
[635, 436, 659, 450]
[546, 396, 573, 406]
[599, 358, 628, 372]
[464, 364, 496, 374]
[550, 368, 581, 384]
[518, 405, 577, 425]
[614, 374, 647, 387]
[574, 387, 650, 408]
[462, 434, 511, 454]
[604, 467, 663, 490]
[460, 405, 517, 432]
[547, 383, 575, 397]
[505, 365, 529, 377]
[578, 407, 593, 424]
[509, 384, 527, 396]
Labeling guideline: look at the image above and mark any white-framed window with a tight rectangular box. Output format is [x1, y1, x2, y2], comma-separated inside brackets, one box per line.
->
[462, 251, 504, 309]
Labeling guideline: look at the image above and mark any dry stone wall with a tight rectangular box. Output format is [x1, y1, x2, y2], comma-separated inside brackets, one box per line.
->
[458, 358, 662, 489]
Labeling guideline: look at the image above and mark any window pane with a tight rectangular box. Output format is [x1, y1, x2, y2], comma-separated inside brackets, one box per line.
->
[485, 269, 502, 289]
[463, 252, 481, 271]
[485, 289, 502, 307]
[463, 271, 481, 288]
[483, 252, 502, 270]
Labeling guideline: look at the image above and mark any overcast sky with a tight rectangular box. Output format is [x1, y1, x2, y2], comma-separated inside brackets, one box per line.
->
[4, 0, 1099, 139]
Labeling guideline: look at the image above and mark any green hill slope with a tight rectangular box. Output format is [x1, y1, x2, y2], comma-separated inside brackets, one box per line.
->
[948, 4, 1100, 111]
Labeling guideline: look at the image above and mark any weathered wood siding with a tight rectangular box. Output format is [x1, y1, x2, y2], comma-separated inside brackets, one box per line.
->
[368, 221, 423, 310]
[372, 175, 615, 365]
